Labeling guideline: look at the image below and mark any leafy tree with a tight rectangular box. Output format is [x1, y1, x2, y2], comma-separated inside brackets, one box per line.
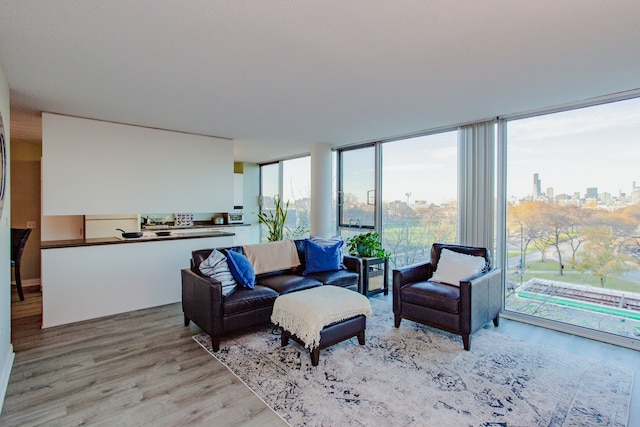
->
[508, 201, 546, 268]
[563, 205, 591, 268]
[575, 226, 630, 287]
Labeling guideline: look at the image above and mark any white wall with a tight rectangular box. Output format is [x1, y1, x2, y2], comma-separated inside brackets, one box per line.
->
[0, 61, 13, 413]
[42, 114, 234, 215]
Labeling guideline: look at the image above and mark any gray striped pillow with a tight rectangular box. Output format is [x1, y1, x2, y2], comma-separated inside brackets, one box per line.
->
[199, 249, 238, 296]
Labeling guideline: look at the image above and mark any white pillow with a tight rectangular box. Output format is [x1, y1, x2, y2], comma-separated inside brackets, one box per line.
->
[430, 248, 486, 286]
[199, 249, 238, 296]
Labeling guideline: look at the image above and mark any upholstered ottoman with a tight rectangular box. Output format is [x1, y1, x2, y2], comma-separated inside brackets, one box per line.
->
[271, 285, 372, 366]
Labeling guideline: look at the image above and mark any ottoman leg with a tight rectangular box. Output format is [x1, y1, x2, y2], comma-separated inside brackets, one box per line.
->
[280, 328, 290, 347]
[310, 347, 320, 366]
[357, 330, 365, 345]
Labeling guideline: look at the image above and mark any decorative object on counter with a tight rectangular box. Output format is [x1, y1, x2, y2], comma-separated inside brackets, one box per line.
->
[346, 232, 391, 259]
[256, 195, 289, 242]
[227, 211, 244, 224]
[174, 213, 194, 227]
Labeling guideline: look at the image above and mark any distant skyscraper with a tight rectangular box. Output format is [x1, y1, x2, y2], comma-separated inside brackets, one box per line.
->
[586, 187, 598, 200]
[533, 173, 541, 199]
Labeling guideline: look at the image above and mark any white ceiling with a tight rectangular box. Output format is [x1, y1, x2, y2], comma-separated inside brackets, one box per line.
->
[1, 1, 640, 163]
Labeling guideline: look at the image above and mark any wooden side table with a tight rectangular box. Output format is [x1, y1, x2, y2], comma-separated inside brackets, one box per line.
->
[358, 256, 389, 297]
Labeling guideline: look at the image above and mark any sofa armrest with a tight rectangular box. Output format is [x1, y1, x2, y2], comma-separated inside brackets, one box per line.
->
[343, 255, 362, 275]
[459, 268, 503, 334]
[181, 268, 224, 337]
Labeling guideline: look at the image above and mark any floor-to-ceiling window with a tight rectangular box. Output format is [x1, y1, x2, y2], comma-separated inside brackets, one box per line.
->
[503, 96, 640, 346]
[338, 145, 376, 236]
[282, 156, 311, 238]
[381, 131, 458, 269]
[336, 131, 458, 269]
[259, 157, 311, 241]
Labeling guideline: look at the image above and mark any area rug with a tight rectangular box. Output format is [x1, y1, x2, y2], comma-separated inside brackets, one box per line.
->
[193, 297, 633, 427]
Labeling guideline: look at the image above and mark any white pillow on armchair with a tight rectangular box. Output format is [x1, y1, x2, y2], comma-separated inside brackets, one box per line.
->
[430, 248, 486, 286]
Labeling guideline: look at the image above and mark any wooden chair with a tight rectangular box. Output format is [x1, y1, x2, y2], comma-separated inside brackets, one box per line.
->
[11, 228, 32, 301]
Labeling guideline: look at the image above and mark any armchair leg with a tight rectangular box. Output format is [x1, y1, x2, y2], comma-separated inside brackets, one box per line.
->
[462, 334, 470, 351]
[184, 315, 190, 326]
[394, 314, 402, 328]
[493, 315, 500, 327]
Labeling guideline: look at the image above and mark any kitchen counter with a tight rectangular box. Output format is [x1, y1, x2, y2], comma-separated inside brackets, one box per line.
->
[41, 229, 235, 249]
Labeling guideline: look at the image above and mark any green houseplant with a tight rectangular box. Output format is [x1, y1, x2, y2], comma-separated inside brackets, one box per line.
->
[256, 195, 290, 242]
[346, 232, 390, 259]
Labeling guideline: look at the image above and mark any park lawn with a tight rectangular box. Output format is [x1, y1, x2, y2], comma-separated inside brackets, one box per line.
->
[515, 259, 640, 293]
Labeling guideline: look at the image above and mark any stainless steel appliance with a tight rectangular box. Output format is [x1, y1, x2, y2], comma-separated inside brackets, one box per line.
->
[227, 212, 244, 224]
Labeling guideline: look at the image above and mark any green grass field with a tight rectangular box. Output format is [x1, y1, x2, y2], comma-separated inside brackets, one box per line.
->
[509, 259, 640, 293]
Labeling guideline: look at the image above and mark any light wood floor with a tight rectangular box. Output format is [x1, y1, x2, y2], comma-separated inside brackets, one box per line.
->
[3, 288, 639, 426]
[3, 287, 287, 426]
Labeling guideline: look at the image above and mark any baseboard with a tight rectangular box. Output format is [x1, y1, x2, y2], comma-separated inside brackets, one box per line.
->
[0, 344, 15, 414]
[11, 278, 40, 288]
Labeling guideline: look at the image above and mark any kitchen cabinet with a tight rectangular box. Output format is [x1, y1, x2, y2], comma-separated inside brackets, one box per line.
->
[85, 214, 140, 238]
[41, 234, 234, 327]
[231, 226, 252, 245]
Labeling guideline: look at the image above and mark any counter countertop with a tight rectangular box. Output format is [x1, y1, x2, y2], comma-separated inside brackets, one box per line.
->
[41, 230, 235, 250]
[141, 223, 250, 230]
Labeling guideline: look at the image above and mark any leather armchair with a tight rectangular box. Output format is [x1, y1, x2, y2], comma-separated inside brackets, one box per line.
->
[393, 243, 502, 350]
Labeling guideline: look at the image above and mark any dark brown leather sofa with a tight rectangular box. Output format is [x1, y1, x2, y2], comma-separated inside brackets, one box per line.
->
[182, 239, 361, 351]
[392, 243, 502, 350]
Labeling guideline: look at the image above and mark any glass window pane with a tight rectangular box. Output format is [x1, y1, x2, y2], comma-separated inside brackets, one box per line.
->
[505, 97, 640, 342]
[260, 163, 279, 210]
[340, 146, 375, 228]
[283, 157, 311, 238]
[381, 132, 457, 269]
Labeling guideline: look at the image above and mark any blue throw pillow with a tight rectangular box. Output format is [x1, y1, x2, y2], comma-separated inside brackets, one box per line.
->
[225, 250, 256, 289]
[303, 238, 344, 275]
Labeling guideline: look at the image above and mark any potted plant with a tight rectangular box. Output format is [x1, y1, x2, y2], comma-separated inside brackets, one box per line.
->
[346, 232, 391, 259]
[256, 195, 290, 241]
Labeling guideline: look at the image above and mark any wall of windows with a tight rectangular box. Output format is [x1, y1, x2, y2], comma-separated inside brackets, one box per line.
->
[259, 90, 640, 349]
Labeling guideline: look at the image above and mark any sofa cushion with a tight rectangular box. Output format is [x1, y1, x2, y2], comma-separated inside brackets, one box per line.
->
[199, 249, 237, 296]
[400, 280, 460, 314]
[303, 238, 344, 275]
[431, 248, 485, 286]
[258, 274, 322, 295]
[310, 234, 345, 258]
[225, 250, 256, 289]
[243, 240, 301, 275]
[223, 285, 279, 316]
[305, 269, 359, 288]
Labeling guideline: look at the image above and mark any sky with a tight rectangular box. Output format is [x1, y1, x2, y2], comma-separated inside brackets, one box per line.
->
[278, 96, 640, 206]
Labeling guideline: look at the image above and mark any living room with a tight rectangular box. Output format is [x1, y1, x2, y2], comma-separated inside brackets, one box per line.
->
[1, 2, 640, 425]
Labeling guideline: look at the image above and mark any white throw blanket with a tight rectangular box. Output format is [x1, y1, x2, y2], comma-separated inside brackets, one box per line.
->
[243, 239, 301, 275]
[271, 286, 373, 349]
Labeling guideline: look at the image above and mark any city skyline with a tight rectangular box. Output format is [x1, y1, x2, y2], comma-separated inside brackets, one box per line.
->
[281, 97, 640, 207]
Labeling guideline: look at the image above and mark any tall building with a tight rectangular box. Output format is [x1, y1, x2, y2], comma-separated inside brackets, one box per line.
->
[533, 173, 541, 199]
[586, 187, 598, 202]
